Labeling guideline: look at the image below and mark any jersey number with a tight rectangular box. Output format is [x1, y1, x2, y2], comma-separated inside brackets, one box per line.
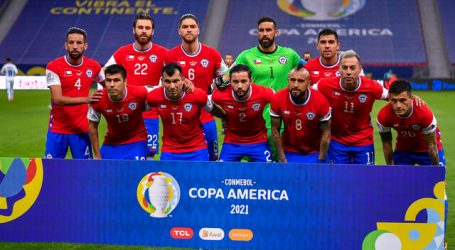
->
[344, 101, 355, 113]
[134, 63, 148, 75]
[188, 68, 195, 80]
[116, 114, 129, 123]
[269, 67, 275, 79]
[171, 112, 183, 124]
[400, 130, 416, 137]
[74, 78, 81, 90]
[295, 119, 302, 131]
[239, 112, 246, 123]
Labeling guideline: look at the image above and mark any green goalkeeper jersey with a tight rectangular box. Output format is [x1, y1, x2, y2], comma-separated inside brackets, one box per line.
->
[235, 46, 301, 92]
[234, 46, 301, 132]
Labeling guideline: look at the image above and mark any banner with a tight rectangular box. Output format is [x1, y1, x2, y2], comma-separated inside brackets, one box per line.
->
[0, 76, 47, 90]
[0, 158, 446, 249]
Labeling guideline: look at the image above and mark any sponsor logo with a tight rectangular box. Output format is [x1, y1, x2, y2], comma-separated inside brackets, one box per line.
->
[116, 108, 124, 112]
[201, 59, 209, 68]
[150, 55, 157, 63]
[136, 172, 180, 218]
[184, 103, 192, 112]
[276, 0, 366, 21]
[199, 228, 224, 241]
[128, 102, 137, 111]
[86, 69, 93, 78]
[252, 103, 261, 111]
[170, 227, 194, 240]
[229, 229, 254, 241]
[278, 56, 288, 64]
[358, 94, 367, 103]
[306, 112, 315, 120]
[0, 158, 44, 224]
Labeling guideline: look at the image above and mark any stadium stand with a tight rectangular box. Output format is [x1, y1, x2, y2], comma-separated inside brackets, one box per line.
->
[0, 0, 209, 65]
[439, 0, 455, 65]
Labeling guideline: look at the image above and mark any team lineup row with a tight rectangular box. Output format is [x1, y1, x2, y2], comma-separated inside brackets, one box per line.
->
[43, 14, 445, 166]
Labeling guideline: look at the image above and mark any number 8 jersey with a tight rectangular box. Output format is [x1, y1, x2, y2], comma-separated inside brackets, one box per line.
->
[46, 56, 103, 134]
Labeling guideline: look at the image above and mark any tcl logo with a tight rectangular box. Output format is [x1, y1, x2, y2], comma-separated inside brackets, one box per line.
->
[170, 227, 194, 240]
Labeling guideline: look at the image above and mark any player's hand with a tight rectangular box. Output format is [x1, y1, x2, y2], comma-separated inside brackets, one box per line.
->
[214, 76, 230, 90]
[279, 157, 287, 163]
[413, 95, 427, 107]
[87, 90, 103, 103]
[183, 77, 194, 93]
[93, 153, 102, 160]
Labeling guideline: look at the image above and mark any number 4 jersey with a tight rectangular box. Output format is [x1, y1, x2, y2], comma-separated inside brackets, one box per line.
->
[46, 56, 103, 134]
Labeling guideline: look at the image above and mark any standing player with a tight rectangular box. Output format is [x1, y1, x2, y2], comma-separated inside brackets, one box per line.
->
[45, 27, 104, 159]
[165, 14, 228, 161]
[304, 29, 341, 85]
[233, 17, 302, 158]
[105, 14, 168, 159]
[1, 57, 18, 102]
[377, 80, 445, 166]
[270, 65, 331, 163]
[147, 63, 222, 161]
[224, 53, 234, 69]
[88, 64, 150, 160]
[211, 64, 274, 162]
[314, 50, 388, 164]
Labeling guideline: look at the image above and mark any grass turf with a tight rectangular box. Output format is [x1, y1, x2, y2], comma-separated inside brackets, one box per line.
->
[0, 89, 453, 249]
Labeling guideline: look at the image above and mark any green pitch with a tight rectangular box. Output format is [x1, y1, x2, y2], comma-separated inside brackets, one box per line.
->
[0, 89, 453, 249]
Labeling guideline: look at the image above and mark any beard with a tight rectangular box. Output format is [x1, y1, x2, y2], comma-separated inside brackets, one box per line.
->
[181, 33, 197, 44]
[134, 33, 152, 45]
[259, 36, 275, 49]
[67, 50, 83, 61]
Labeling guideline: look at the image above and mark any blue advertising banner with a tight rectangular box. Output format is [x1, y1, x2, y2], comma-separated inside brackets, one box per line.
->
[0, 158, 446, 249]
[219, 0, 426, 65]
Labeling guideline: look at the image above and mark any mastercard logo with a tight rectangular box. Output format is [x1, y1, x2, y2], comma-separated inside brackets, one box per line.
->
[229, 229, 254, 241]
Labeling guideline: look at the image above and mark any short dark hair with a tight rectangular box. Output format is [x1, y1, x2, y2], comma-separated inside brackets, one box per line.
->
[389, 80, 412, 96]
[179, 13, 199, 27]
[66, 27, 87, 42]
[133, 14, 155, 29]
[6, 57, 11, 62]
[230, 64, 252, 79]
[105, 64, 127, 80]
[258, 16, 277, 28]
[318, 28, 338, 42]
[162, 63, 183, 77]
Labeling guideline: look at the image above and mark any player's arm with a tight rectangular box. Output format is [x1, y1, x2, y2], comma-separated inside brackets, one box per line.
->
[50, 85, 103, 105]
[87, 106, 102, 159]
[318, 120, 331, 162]
[379, 131, 394, 165]
[206, 95, 226, 119]
[271, 116, 286, 163]
[424, 131, 439, 166]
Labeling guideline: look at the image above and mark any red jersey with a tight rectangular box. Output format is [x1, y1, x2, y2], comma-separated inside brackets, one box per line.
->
[88, 85, 148, 145]
[165, 43, 227, 123]
[377, 99, 443, 152]
[211, 83, 274, 144]
[46, 56, 103, 134]
[270, 88, 331, 154]
[147, 87, 210, 153]
[105, 42, 168, 86]
[314, 76, 388, 146]
[304, 56, 340, 85]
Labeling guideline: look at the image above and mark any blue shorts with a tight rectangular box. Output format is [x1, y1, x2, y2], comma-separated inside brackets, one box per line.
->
[160, 148, 209, 161]
[100, 141, 147, 160]
[328, 140, 374, 165]
[220, 142, 272, 162]
[285, 151, 327, 163]
[45, 131, 92, 159]
[203, 120, 218, 161]
[144, 118, 160, 156]
[394, 150, 446, 167]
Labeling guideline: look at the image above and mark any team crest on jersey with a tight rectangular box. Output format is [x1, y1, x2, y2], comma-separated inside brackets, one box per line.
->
[306, 112, 315, 120]
[336, 71, 341, 77]
[252, 103, 261, 111]
[358, 94, 367, 103]
[184, 103, 192, 112]
[278, 56, 288, 64]
[86, 69, 93, 78]
[412, 125, 421, 130]
[150, 54, 157, 63]
[201, 59, 209, 68]
[128, 102, 137, 111]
